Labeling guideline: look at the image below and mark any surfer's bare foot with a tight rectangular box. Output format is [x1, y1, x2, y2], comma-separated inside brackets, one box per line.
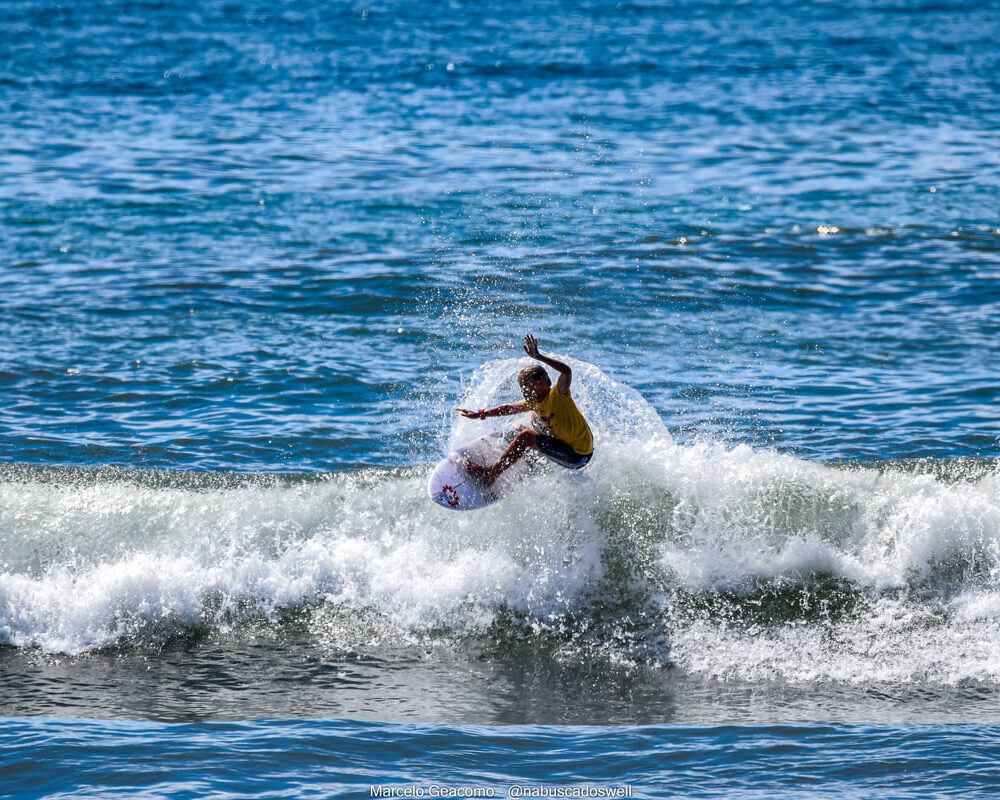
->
[464, 459, 497, 486]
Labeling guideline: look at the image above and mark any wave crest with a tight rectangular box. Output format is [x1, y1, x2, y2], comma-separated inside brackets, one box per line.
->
[2, 361, 999, 685]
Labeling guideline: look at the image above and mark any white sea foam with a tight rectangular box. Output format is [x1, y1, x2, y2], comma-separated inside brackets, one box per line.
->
[0, 465, 604, 654]
[1, 360, 999, 687]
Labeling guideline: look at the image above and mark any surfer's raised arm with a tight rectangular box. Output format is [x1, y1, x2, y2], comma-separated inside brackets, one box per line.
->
[524, 334, 571, 394]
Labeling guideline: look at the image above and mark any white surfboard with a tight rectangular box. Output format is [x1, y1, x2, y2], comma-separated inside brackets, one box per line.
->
[428, 433, 530, 511]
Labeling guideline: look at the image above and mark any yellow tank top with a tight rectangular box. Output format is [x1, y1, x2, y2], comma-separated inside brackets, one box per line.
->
[527, 388, 593, 456]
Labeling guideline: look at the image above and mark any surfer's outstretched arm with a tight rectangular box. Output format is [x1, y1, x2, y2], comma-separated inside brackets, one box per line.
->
[524, 334, 572, 393]
[456, 402, 527, 420]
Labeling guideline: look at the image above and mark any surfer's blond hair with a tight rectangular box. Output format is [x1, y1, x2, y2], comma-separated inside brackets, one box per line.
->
[518, 365, 549, 385]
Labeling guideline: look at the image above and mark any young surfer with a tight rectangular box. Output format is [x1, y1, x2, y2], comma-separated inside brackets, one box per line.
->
[457, 334, 593, 486]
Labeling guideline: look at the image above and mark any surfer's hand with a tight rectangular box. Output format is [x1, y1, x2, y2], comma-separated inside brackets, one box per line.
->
[456, 407, 483, 419]
[524, 334, 541, 359]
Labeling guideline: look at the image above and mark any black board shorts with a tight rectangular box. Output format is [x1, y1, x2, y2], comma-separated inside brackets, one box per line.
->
[536, 433, 592, 470]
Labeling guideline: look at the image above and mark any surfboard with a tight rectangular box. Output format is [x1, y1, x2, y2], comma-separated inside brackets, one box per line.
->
[428, 433, 530, 511]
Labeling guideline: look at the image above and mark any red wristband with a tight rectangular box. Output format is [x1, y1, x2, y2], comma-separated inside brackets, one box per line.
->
[478, 409, 486, 420]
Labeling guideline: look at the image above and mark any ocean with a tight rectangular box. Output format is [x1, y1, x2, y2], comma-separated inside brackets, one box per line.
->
[2, 0, 1000, 796]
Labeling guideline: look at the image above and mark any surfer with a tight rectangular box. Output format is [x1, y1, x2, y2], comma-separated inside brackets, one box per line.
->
[457, 334, 593, 486]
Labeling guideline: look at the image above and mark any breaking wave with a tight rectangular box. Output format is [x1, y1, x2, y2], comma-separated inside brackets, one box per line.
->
[2, 359, 999, 686]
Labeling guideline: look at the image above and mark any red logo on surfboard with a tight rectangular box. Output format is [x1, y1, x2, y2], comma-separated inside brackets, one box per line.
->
[441, 485, 460, 507]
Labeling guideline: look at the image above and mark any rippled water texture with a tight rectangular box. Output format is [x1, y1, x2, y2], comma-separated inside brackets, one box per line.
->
[2, 719, 999, 800]
[3, 0, 999, 469]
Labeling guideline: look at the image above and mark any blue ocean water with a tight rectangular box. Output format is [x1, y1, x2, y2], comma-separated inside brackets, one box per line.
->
[4, 718, 1000, 799]
[3, 0, 1000, 796]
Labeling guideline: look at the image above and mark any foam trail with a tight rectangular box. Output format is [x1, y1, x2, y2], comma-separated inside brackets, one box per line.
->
[1, 361, 999, 688]
[0, 465, 604, 654]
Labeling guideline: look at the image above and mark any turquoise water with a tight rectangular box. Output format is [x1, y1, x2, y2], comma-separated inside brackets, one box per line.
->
[3, 0, 1000, 796]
